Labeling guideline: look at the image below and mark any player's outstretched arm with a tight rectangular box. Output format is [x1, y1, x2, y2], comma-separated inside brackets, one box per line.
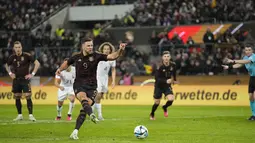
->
[222, 64, 243, 70]
[233, 59, 252, 64]
[56, 60, 69, 76]
[226, 58, 253, 65]
[107, 43, 126, 60]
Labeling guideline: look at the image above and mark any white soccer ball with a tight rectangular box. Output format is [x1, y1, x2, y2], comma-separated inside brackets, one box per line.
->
[134, 125, 148, 139]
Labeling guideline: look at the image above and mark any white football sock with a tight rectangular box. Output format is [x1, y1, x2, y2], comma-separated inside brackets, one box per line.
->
[96, 103, 102, 117]
[68, 102, 75, 115]
[92, 104, 95, 113]
[57, 105, 63, 117]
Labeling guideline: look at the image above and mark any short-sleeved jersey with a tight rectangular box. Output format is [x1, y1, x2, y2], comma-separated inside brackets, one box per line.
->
[97, 60, 116, 78]
[55, 66, 75, 87]
[155, 62, 176, 88]
[7, 52, 35, 78]
[67, 52, 108, 86]
[243, 53, 255, 76]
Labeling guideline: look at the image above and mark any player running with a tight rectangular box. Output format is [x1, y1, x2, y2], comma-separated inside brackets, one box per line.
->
[222, 44, 255, 121]
[150, 51, 178, 120]
[54, 59, 76, 121]
[56, 38, 125, 140]
[5, 41, 40, 121]
[93, 42, 116, 120]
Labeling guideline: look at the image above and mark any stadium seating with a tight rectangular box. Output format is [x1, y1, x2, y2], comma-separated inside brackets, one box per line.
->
[0, 0, 68, 30]
[0, 0, 253, 77]
[122, 0, 255, 27]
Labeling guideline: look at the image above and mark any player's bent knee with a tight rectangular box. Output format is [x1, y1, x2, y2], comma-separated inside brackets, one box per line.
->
[77, 92, 88, 101]
[167, 94, 175, 101]
[69, 95, 75, 103]
[58, 101, 64, 106]
[154, 99, 160, 105]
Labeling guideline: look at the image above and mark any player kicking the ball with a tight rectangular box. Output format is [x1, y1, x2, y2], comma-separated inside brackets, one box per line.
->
[93, 42, 116, 120]
[54, 59, 76, 121]
[150, 51, 178, 120]
[222, 44, 255, 121]
[56, 38, 125, 140]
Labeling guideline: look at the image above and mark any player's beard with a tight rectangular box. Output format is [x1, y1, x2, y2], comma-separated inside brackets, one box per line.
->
[16, 51, 22, 56]
[163, 61, 170, 66]
[83, 50, 92, 56]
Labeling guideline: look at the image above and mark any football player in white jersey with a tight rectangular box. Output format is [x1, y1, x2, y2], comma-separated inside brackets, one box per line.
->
[54, 59, 76, 121]
[94, 42, 116, 120]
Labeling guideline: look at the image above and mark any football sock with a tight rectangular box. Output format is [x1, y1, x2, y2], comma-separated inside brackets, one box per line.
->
[26, 99, 33, 114]
[163, 100, 173, 111]
[92, 104, 95, 113]
[81, 100, 93, 116]
[68, 102, 75, 115]
[150, 104, 159, 116]
[95, 103, 102, 117]
[75, 109, 86, 130]
[57, 105, 63, 117]
[251, 101, 255, 116]
[15, 99, 22, 114]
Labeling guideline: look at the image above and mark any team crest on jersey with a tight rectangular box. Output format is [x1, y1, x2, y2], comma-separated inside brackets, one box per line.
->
[14, 59, 16, 61]
[89, 57, 94, 62]
[163, 69, 166, 72]
[78, 59, 81, 62]
[21, 56, 24, 61]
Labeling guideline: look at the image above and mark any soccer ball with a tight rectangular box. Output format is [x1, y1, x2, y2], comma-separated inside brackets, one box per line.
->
[134, 125, 148, 139]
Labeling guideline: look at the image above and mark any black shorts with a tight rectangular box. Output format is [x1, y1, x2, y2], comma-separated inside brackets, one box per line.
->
[12, 78, 31, 93]
[153, 86, 173, 99]
[73, 82, 97, 104]
[248, 76, 255, 93]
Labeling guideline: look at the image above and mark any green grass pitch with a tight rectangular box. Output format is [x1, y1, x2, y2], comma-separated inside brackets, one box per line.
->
[0, 105, 254, 143]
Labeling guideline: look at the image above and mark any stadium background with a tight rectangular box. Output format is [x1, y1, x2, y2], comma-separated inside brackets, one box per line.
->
[1, 0, 255, 143]
[0, 0, 254, 106]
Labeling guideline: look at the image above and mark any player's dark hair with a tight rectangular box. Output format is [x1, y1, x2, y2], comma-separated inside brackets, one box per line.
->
[245, 44, 253, 49]
[81, 37, 93, 44]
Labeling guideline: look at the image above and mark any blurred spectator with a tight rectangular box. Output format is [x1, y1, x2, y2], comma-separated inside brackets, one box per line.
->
[203, 28, 214, 53]
[186, 36, 195, 49]
[149, 31, 160, 55]
[55, 25, 65, 39]
[0, 0, 67, 30]
[124, 12, 135, 26]
[119, 0, 255, 27]
[118, 71, 134, 85]
[112, 15, 122, 27]
[93, 23, 102, 38]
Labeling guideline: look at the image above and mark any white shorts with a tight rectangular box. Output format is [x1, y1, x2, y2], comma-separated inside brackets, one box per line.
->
[97, 77, 108, 93]
[58, 86, 75, 101]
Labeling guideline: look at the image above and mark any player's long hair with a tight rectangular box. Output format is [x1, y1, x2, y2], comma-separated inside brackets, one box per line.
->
[98, 42, 115, 54]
